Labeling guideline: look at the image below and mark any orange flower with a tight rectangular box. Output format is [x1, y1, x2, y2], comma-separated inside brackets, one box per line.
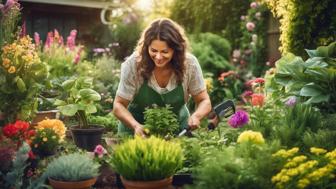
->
[251, 93, 264, 107]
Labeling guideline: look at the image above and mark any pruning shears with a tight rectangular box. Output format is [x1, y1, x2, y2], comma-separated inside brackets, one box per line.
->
[177, 100, 236, 137]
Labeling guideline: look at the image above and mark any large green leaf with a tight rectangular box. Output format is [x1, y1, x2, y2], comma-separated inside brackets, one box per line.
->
[54, 99, 66, 106]
[58, 104, 78, 116]
[300, 83, 324, 97]
[79, 89, 101, 101]
[305, 94, 330, 104]
[85, 104, 97, 114]
[62, 79, 76, 90]
[304, 57, 328, 68]
[305, 49, 318, 58]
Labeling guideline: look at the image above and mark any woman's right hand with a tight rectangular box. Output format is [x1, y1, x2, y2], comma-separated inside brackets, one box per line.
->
[133, 124, 147, 138]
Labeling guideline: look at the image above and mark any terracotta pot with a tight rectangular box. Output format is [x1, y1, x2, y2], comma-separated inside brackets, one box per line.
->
[121, 176, 173, 189]
[31, 110, 59, 125]
[48, 177, 97, 189]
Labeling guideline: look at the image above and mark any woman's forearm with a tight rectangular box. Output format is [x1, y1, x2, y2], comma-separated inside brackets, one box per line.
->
[112, 97, 142, 130]
[193, 98, 212, 120]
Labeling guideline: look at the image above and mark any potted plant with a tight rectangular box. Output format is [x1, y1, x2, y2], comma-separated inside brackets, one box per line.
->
[31, 119, 66, 158]
[54, 77, 104, 151]
[110, 136, 183, 189]
[45, 153, 100, 189]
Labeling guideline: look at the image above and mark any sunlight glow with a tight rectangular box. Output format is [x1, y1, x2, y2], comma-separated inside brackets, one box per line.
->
[135, 0, 153, 11]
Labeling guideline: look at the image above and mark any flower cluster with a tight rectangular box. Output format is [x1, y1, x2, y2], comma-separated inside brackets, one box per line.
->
[272, 147, 336, 189]
[2, 120, 35, 145]
[34, 119, 66, 141]
[228, 110, 249, 128]
[31, 127, 60, 155]
[1, 36, 41, 74]
[242, 77, 266, 107]
[30, 119, 66, 157]
[0, 35, 48, 123]
[237, 130, 264, 144]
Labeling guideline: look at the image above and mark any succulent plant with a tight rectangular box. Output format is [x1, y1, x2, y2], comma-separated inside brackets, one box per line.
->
[45, 153, 99, 181]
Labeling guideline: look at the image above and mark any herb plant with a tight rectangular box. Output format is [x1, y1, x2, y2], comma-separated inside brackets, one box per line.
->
[143, 105, 179, 137]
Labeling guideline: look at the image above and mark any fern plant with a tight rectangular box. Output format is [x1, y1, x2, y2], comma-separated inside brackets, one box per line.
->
[45, 153, 99, 181]
[110, 136, 183, 181]
[143, 105, 179, 137]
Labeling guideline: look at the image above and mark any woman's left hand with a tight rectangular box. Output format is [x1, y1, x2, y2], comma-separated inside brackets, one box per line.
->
[188, 114, 201, 130]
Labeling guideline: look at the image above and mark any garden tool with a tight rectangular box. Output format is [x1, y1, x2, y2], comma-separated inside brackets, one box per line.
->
[177, 100, 236, 137]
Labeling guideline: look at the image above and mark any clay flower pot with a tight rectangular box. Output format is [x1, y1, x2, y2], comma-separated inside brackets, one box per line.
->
[121, 176, 173, 189]
[48, 177, 97, 189]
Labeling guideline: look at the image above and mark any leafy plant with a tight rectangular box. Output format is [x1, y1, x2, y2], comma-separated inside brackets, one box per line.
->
[267, 42, 336, 113]
[1, 142, 30, 189]
[0, 36, 49, 123]
[45, 153, 99, 182]
[110, 136, 183, 181]
[88, 113, 118, 133]
[143, 105, 179, 137]
[273, 104, 323, 148]
[177, 137, 202, 174]
[54, 77, 101, 128]
[189, 142, 281, 189]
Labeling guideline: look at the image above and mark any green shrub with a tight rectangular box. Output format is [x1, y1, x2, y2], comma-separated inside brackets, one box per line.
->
[273, 104, 323, 148]
[110, 136, 183, 181]
[45, 153, 99, 181]
[190, 142, 281, 189]
[190, 32, 233, 74]
[143, 105, 179, 137]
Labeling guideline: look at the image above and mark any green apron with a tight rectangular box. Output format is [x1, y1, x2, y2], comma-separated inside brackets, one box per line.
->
[118, 80, 189, 136]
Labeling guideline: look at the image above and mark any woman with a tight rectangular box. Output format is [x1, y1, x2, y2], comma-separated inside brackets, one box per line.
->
[113, 18, 211, 137]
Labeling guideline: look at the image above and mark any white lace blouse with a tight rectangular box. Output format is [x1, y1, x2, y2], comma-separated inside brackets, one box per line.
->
[116, 52, 206, 103]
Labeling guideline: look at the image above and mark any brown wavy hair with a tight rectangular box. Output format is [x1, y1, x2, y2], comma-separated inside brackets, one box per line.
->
[135, 18, 189, 83]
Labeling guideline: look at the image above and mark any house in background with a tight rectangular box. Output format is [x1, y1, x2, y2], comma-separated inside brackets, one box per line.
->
[19, 0, 115, 48]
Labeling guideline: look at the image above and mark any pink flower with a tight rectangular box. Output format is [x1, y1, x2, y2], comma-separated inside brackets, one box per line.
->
[73, 46, 83, 64]
[250, 2, 258, 8]
[94, 144, 107, 158]
[246, 22, 255, 32]
[255, 12, 261, 20]
[66, 29, 77, 50]
[240, 15, 246, 21]
[34, 32, 40, 47]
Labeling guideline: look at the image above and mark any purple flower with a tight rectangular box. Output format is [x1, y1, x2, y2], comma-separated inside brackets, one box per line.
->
[228, 110, 249, 128]
[285, 96, 297, 107]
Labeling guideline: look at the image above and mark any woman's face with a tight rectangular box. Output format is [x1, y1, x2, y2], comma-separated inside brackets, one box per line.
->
[148, 39, 174, 68]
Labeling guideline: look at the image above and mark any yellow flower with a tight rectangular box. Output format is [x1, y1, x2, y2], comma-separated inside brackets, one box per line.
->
[237, 130, 265, 144]
[8, 66, 16, 73]
[35, 119, 66, 140]
[205, 78, 213, 92]
[43, 137, 48, 142]
[273, 147, 299, 159]
[297, 178, 310, 189]
[310, 147, 327, 155]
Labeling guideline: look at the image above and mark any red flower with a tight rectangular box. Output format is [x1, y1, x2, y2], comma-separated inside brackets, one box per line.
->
[2, 123, 19, 138]
[251, 93, 265, 107]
